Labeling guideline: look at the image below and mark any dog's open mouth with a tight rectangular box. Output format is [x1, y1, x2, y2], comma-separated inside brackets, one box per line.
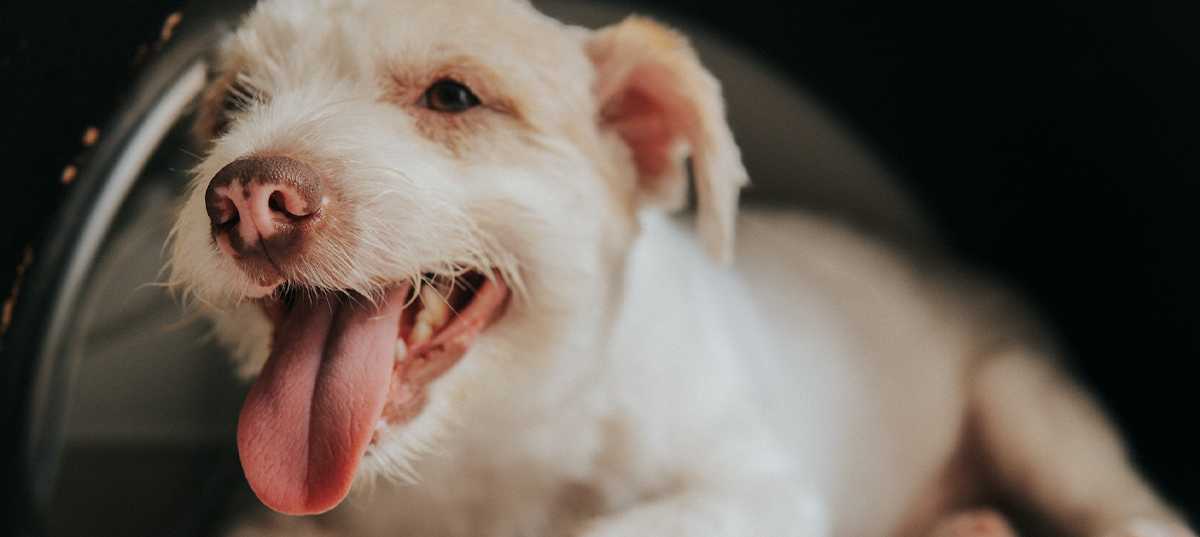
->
[237, 270, 510, 515]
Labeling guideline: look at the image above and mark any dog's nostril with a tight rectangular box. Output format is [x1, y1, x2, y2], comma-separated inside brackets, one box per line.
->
[268, 191, 286, 215]
[206, 191, 240, 228]
[268, 189, 317, 220]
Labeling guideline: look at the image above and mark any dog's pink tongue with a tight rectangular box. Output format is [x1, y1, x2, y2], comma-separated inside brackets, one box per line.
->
[238, 287, 407, 515]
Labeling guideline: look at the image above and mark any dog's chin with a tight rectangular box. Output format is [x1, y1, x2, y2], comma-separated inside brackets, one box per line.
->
[235, 269, 511, 515]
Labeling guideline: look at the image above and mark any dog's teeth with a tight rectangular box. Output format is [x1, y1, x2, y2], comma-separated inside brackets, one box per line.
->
[418, 285, 451, 328]
[410, 319, 433, 344]
[405, 285, 447, 346]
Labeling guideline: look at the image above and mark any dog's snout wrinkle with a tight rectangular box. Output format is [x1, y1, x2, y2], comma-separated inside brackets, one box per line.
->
[206, 156, 327, 280]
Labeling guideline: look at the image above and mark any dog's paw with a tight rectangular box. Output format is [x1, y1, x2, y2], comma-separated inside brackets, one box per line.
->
[928, 510, 1019, 537]
[1100, 519, 1198, 537]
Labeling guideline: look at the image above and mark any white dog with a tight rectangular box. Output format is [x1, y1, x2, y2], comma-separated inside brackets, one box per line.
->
[168, 0, 1195, 535]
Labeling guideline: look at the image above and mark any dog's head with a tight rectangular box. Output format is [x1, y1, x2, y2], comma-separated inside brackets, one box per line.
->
[169, 0, 746, 515]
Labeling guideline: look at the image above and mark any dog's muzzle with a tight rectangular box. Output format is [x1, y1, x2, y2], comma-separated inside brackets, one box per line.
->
[198, 154, 514, 515]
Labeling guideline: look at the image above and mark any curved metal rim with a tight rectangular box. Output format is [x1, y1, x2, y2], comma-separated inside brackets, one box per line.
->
[25, 58, 207, 509]
[0, 2, 248, 532]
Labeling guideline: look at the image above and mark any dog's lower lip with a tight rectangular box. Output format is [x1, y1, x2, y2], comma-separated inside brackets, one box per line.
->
[378, 270, 510, 428]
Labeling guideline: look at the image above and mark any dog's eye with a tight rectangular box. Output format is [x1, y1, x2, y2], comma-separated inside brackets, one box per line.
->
[421, 79, 481, 112]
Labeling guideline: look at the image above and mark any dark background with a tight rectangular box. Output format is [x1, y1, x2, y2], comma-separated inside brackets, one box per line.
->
[2, 0, 1198, 526]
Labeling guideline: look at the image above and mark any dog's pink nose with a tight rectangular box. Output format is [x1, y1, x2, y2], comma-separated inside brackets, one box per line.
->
[205, 156, 325, 272]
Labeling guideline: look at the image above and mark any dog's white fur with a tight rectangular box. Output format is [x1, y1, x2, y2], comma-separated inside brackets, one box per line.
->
[169, 0, 1195, 535]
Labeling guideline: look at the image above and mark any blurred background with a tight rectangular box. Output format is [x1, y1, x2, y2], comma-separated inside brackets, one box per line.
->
[1, 0, 1197, 534]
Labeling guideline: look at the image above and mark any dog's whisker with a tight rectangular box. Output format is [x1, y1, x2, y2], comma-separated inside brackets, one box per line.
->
[360, 165, 419, 188]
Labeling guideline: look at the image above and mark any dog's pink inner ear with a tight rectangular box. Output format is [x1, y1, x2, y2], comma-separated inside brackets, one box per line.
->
[591, 47, 698, 210]
[588, 16, 747, 264]
[601, 77, 695, 201]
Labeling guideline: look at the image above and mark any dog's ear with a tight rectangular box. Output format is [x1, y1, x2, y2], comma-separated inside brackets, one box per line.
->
[587, 16, 748, 264]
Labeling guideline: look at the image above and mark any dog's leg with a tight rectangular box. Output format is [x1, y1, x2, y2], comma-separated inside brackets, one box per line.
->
[971, 349, 1195, 537]
[572, 481, 825, 537]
